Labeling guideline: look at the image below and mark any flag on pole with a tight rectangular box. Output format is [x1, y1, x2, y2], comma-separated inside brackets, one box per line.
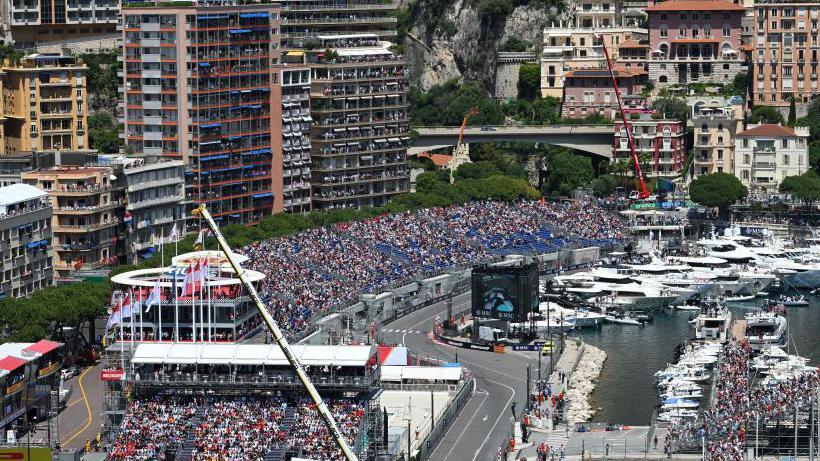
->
[170, 223, 180, 243]
[105, 303, 122, 332]
[183, 265, 195, 297]
[192, 259, 202, 293]
[193, 229, 206, 251]
[145, 277, 161, 313]
[198, 258, 207, 290]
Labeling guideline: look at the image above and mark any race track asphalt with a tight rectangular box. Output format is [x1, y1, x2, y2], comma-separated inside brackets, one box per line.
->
[383, 292, 551, 461]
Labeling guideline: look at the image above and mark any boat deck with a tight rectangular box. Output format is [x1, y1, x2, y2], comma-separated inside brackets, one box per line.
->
[731, 319, 747, 342]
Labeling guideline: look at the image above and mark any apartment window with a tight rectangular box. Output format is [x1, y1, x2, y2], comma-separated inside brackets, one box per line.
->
[724, 12, 730, 19]
[680, 25, 687, 37]
[744, 154, 750, 164]
[784, 66, 793, 76]
[782, 139, 788, 148]
[743, 139, 749, 148]
[742, 170, 750, 179]
[784, 154, 790, 165]
[717, 150, 723, 160]
[681, 13, 687, 20]
[704, 24, 711, 36]
[660, 25, 668, 38]
[660, 13, 667, 20]
[704, 13, 711, 19]
[723, 24, 731, 36]
[772, 21, 777, 29]
[693, 13, 698, 19]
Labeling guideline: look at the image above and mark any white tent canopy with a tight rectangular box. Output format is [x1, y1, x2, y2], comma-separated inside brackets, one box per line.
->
[380, 366, 463, 383]
[131, 343, 375, 367]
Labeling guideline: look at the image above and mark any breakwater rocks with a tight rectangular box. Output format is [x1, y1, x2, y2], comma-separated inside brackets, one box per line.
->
[566, 345, 607, 424]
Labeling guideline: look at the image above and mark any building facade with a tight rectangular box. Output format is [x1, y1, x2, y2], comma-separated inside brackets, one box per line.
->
[752, 2, 820, 106]
[1, 54, 89, 155]
[0, 0, 117, 51]
[646, 0, 745, 86]
[574, 0, 623, 28]
[121, 5, 283, 225]
[117, 157, 186, 264]
[279, 67, 312, 213]
[0, 184, 52, 299]
[279, 0, 411, 209]
[21, 166, 123, 277]
[615, 39, 649, 71]
[734, 124, 810, 193]
[690, 97, 744, 178]
[540, 25, 647, 98]
[562, 67, 647, 119]
[613, 112, 687, 177]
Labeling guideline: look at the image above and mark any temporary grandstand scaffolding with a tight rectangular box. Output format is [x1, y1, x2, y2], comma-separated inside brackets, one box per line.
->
[101, 342, 133, 445]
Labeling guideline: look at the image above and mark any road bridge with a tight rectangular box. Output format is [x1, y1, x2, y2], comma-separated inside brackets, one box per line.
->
[410, 125, 615, 159]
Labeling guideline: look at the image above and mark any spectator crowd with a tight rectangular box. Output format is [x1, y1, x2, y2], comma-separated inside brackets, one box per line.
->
[109, 395, 366, 461]
[242, 199, 629, 339]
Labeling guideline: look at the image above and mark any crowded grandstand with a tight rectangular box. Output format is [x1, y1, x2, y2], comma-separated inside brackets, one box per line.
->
[242, 199, 628, 338]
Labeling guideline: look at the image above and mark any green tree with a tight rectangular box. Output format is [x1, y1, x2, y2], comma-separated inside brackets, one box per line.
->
[498, 37, 532, 52]
[748, 105, 785, 125]
[810, 140, 820, 173]
[724, 72, 749, 98]
[788, 97, 797, 126]
[591, 175, 617, 196]
[410, 80, 504, 126]
[478, 0, 512, 22]
[689, 172, 748, 211]
[779, 171, 820, 206]
[80, 52, 121, 112]
[517, 63, 541, 100]
[88, 111, 123, 154]
[454, 161, 502, 180]
[543, 149, 594, 196]
[651, 97, 689, 124]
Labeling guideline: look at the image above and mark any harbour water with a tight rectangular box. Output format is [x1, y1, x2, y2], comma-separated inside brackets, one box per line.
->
[569, 290, 820, 425]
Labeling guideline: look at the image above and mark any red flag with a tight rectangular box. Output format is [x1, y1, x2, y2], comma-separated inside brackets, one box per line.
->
[183, 265, 195, 297]
[192, 260, 202, 293]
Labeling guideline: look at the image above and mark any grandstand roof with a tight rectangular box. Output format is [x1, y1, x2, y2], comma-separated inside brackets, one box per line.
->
[381, 366, 463, 383]
[131, 343, 375, 367]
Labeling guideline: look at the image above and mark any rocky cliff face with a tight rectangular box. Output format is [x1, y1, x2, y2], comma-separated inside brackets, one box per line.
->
[401, 0, 563, 93]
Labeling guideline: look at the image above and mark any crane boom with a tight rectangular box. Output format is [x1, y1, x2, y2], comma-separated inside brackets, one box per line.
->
[192, 205, 359, 461]
[598, 35, 650, 199]
[455, 107, 480, 150]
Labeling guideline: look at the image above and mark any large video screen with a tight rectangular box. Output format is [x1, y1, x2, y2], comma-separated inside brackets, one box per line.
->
[471, 263, 538, 322]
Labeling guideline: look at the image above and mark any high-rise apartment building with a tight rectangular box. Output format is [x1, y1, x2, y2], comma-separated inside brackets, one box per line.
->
[0, 183, 53, 299]
[752, 2, 820, 106]
[121, 5, 283, 226]
[1, 53, 89, 155]
[646, 0, 745, 86]
[280, 0, 410, 209]
[21, 166, 123, 277]
[0, 0, 118, 50]
[279, 68, 312, 213]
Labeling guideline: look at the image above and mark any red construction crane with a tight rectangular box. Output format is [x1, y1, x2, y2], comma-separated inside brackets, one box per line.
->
[455, 107, 480, 154]
[597, 34, 650, 199]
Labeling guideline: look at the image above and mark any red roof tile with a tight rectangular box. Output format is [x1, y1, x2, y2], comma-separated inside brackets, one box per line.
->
[417, 152, 453, 168]
[736, 124, 797, 137]
[23, 340, 61, 356]
[646, 0, 745, 12]
[0, 356, 28, 372]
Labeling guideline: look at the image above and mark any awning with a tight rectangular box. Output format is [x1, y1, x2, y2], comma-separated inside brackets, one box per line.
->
[0, 356, 28, 372]
[287, 51, 305, 57]
[301, 116, 312, 122]
[387, 138, 400, 142]
[252, 192, 273, 199]
[229, 29, 252, 34]
[201, 123, 221, 128]
[243, 165, 256, 169]
[240, 12, 268, 18]
[259, 148, 271, 154]
[242, 150, 261, 156]
[25, 241, 40, 249]
[139, 250, 155, 259]
[201, 154, 229, 161]
[197, 14, 228, 20]
[23, 340, 62, 356]
[374, 138, 386, 143]
[229, 214, 241, 218]
[198, 62, 211, 67]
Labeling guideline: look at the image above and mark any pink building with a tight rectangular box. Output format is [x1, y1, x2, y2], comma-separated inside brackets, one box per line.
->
[562, 68, 647, 119]
[613, 112, 687, 177]
[646, 0, 745, 85]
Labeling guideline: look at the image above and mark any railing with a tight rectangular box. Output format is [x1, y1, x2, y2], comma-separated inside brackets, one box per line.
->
[130, 371, 378, 389]
[412, 377, 474, 461]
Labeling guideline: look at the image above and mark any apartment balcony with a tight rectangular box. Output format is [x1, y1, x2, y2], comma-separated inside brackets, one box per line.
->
[752, 161, 777, 169]
[127, 194, 185, 211]
[49, 186, 111, 196]
[694, 157, 713, 165]
[281, 16, 397, 25]
[281, 1, 397, 11]
[54, 202, 120, 215]
[52, 218, 118, 233]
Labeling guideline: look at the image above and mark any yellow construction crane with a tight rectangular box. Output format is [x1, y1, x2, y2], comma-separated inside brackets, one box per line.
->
[192, 205, 359, 461]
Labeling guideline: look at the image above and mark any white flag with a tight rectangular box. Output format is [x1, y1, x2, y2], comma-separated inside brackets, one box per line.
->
[144, 277, 161, 313]
[170, 223, 179, 242]
[194, 229, 206, 250]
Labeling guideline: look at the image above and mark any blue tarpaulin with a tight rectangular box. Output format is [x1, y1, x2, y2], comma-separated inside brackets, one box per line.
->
[252, 192, 272, 199]
[240, 12, 268, 18]
[242, 150, 261, 156]
[25, 241, 39, 249]
[201, 154, 229, 161]
[198, 14, 228, 20]
[229, 29, 251, 34]
[200, 122, 221, 128]
[198, 62, 211, 67]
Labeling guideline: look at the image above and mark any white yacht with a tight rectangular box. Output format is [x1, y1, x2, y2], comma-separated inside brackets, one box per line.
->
[692, 301, 732, 343]
[554, 268, 689, 310]
[744, 311, 787, 351]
